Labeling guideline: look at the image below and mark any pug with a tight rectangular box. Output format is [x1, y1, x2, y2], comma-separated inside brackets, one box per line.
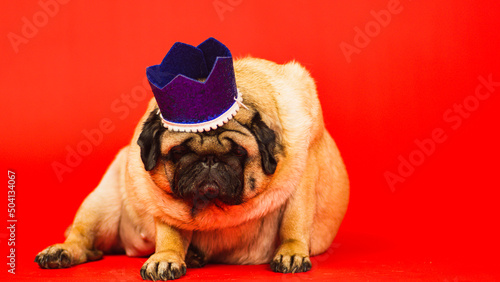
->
[35, 57, 349, 280]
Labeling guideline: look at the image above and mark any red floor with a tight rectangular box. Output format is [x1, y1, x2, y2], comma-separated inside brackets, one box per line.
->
[7, 230, 498, 281]
[14, 246, 500, 281]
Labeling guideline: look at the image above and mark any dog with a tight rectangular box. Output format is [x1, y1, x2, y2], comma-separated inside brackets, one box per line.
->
[35, 56, 349, 280]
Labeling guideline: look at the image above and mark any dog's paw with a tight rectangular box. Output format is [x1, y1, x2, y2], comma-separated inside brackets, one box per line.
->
[271, 240, 312, 274]
[141, 251, 187, 280]
[185, 245, 207, 268]
[35, 243, 103, 269]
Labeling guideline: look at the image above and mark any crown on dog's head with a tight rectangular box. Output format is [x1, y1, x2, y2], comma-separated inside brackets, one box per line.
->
[146, 37, 242, 132]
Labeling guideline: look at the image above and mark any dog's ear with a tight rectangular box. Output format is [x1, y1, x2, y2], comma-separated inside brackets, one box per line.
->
[250, 113, 278, 175]
[137, 110, 166, 171]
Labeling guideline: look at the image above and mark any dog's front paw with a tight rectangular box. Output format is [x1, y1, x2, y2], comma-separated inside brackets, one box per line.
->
[271, 240, 312, 274]
[35, 243, 102, 269]
[141, 251, 187, 280]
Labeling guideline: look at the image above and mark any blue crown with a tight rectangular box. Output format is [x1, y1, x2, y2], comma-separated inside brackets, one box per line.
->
[146, 37, 242, 132]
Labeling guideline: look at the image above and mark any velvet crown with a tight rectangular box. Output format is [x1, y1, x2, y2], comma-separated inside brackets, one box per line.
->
[146, 37, 241, 132]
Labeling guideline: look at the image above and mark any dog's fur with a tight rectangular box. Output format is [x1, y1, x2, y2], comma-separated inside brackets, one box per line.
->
[35, 57, 349, 280]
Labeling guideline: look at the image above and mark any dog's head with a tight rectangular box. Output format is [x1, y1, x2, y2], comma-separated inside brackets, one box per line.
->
[137, 108, 279, 213]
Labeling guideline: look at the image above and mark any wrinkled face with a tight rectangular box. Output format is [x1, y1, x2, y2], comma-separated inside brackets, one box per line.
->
[137, 109, 278, 213]
[166, 129, 248, 207]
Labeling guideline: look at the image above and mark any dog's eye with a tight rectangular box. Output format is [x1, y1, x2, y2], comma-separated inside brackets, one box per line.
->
[232, 145, 247, 158]
[169, 145, 190, 162]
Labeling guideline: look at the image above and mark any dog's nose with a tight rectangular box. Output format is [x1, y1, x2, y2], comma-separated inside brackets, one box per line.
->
[201, 155, 218, 168]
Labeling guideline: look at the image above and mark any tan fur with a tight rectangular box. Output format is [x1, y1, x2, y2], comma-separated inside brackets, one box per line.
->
[35, 57, 349, 280]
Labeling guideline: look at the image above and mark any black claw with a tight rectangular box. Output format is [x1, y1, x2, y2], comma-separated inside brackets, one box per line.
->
[270, 260, 278, 272]
[52, 249, 63, 267]
[270, 254, 283, 272]
[282, 264, 290, 273]
[40, 255, 48, 268]
[55, 248, 63, 257]
[61, 252, 71, 267]
[152, 262, 160, 281]
[271, 259, 282, 273]
[158, 269, 167, 281]
[140, 265, 147, 280]
[276, 264, 284, 272]
[270, 255, 312, 274]
[175, 268, 182, 279]
[168, 263, 177, 280]
[302, 258, 312, 272]
[181, 265, 186, 275]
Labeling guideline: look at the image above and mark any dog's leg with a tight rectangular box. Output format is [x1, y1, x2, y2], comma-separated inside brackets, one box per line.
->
[35, 149, 125, 269]
[271, 153, 317, 274]
[141, 219, 192, 280]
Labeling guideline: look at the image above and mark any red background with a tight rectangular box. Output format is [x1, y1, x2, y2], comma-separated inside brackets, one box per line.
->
[1, 0, 499, 281]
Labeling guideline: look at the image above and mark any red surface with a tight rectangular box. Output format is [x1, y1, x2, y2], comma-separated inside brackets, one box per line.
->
[1, 0, 500, 281]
